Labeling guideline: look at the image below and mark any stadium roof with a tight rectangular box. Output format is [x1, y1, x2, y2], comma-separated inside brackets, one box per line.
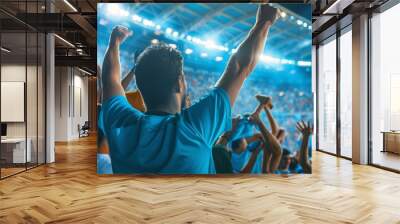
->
[114, 3, 312, 61]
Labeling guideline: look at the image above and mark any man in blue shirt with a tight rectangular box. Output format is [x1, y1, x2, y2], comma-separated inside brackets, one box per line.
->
[101, 5, 279, 174]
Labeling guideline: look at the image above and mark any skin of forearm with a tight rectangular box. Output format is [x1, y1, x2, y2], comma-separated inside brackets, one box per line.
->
[102, 42, 125, 101]
[235, 21, 271, 76]
[216, 21, 271, 106]
[262, 147, 272, 173]
[256, 120, 281, 156]
[265, 109, 279, 136]
[241, 148, 260, 173]
[256, 119, 282, 172]
[299, 134, 311, 173]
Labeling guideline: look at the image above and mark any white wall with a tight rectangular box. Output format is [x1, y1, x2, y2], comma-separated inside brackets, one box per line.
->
[54, 67, 89, 141]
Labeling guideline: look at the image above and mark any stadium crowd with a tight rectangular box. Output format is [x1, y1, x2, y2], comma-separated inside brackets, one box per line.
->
[97, 4, 313, 175]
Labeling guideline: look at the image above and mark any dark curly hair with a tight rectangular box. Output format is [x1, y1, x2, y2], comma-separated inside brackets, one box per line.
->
[134, 43, 183, 109]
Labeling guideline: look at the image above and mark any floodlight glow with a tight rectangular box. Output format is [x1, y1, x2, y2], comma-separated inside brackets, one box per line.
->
[215, 56, 223, 62]
[166, 28, 173, 34]
[169, 43, 177, 49]
[297, 20, 303, 25]
[132, 14, 142, 22]
[290, 16, 294, 20]
[303, 23, 308, 28]
[280, 11, 287, 18]
[200, 52, 208, 57]
[279, 92, 285, 96]
[192, 37, 201, 44]
[261, 55, 282, 64]
[172, 31, 179, 37]
[281, 59, 295, 65]
[107, 4, 129, 17]
[186, 35, 192, 41]
[299, 92, 304, 96]
[185, 49, 193, 54]
[205, 39, 216, 49]
[143, 19, 155, 27]
[156, 24, 161, 30]
[297, 61, 312, 66]
[151, 39, 159, 44]
[231, 48, 237, 54]
[308, 25, 312, 30]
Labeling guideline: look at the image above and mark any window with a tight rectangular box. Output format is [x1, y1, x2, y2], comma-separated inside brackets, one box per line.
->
[339, 29, 352, 158]
[370, 3, 400, 171]
[317, 37, 337, 154]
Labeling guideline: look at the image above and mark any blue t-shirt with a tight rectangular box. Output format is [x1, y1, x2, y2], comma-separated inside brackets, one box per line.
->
[102, 88, 231, 174]
[231, 149, 263, 174]
[97, 153, 113, 174]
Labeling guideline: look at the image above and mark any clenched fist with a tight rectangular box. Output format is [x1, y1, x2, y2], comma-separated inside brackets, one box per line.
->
[110, 25, 133, 46]
[256, 4, 279, 25]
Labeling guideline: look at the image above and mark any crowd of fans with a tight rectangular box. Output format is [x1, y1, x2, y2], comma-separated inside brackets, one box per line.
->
[182, 67, 313, 152]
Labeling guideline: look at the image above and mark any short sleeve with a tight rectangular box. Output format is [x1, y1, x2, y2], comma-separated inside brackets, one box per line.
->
[182, 88, 232, 146]
[102, 95, 142, 134]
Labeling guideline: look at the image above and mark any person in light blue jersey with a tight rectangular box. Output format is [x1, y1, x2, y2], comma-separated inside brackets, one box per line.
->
[230, 135, 264, 174]
[101, 5, 279, 174]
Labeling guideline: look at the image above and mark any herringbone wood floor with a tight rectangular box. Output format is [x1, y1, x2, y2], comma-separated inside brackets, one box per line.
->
[1, 135, 400, 224]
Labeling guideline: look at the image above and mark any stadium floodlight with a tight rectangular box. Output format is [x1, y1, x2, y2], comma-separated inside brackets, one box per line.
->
[231, 48, 237, 54]
[185, 49, 193, 55]
[169, 43, 177, 49]
[205, 39, 216, 49]
[280, 11, 287, 18]
[296, 20, 303, 26]
[303, 23, 308, 28]
[172, 31, 179, 37]
[200, 52, 208, 57]
[215, 56, 223, 62]
[107, 4, 129, 17]
[297, 61, 312, 66]
[192, 37, 201, 44]
[151, 39, 159, 44]
[132, 14, 142, 22]
[143, 19, 155, 27]
[281, 59, 295, 65]
[166, 28, 173, 34]
[308, 25, 312, 30]
[186, 35, 192, 41]
[156, 24, 161, 30]
[279, 92, 285, 97]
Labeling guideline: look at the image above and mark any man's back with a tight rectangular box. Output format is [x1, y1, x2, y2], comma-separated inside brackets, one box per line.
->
[102, 88, 231, 174]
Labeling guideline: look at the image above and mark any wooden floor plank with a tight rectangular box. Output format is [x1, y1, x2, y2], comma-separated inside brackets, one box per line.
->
[0, 135, 399, 223]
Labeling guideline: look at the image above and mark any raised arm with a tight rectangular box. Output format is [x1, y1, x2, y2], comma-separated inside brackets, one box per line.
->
[216, 4, 279, 106]
[250, 109, 282, 173]
[240, 147, 261, 173]
[296, 121, 313, 174]
[102, 26, 133, 101]
[255, 94, 279, 136]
